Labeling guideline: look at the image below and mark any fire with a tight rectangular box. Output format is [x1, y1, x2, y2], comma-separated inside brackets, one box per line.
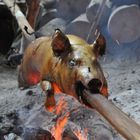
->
[41, 81, 62, 94]
[41, 81, 63, 112]
[51, 97, 69, 140]
[45, 97, 56, 113]
[52, 113, 69, 140]
[47, 106, 55, 113]
[47, 82, 66, 114]
[55, 97, 67, 115]
[51, 82, 62, 94]
[42, 82, 88, 140]
[74, 129, 88, 140]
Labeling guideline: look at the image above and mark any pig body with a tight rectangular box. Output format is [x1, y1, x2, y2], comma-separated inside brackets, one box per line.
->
[18, 29, 108, 106]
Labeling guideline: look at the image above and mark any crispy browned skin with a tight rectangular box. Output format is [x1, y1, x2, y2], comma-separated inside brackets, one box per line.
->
[18, 29, 108, 109]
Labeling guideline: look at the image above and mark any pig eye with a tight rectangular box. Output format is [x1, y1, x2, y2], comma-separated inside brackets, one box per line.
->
[69, 59, 77, 67]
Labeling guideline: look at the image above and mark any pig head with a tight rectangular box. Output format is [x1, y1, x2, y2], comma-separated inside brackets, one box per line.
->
[18, 29, 108, 104]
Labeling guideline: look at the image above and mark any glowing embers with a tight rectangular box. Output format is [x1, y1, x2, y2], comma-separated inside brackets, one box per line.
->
[30, 82, 88, 140]
[51, 113, 69, 140]
[28, 70, 41, 85]
[51, 97, 69, 140]
[51, 82, 62, 94]
[74, 129, 88, 140]
[41, 81, 63, 112]
[49, 97, 88, 140]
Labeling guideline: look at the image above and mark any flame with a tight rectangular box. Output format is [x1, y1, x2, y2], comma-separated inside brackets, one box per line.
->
[51, 82, 62, 94]
[28, 71, 40, 85]
[45, 94, 56, 113]
[55, 97, 67, 115]
[74, 129, 88, 140]
[42, 82, 88, 140]
[51, 97, 69, 140]
[40, 81, 63, 112]
[47, 106, 55, 113]
[52, 113, 69, 140]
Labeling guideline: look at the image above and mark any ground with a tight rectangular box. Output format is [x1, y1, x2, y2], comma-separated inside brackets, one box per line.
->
[103, 59, 140, 123]
[0, 56, 140, 140]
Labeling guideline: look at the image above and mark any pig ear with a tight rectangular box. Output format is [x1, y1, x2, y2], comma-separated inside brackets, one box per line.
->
[92, 34, 106, 57]
[51, 29, 71, 57]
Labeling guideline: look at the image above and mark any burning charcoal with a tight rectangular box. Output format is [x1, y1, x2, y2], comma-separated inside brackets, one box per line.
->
[19, 94, 122, 140]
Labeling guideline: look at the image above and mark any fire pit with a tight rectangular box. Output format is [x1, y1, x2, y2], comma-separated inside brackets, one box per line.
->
[18, 89, 121, 140]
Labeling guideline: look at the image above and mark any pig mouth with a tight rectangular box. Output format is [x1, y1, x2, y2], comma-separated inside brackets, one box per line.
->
[75, 81, 86, 101]
[75, 79, 102, 103]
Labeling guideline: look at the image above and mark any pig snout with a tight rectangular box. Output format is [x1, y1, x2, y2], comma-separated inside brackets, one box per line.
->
[86, 78, 108, 97]
[87, 78, 102, 93]
[76, 66, 108, 97]
[79, 78, 108, 97]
